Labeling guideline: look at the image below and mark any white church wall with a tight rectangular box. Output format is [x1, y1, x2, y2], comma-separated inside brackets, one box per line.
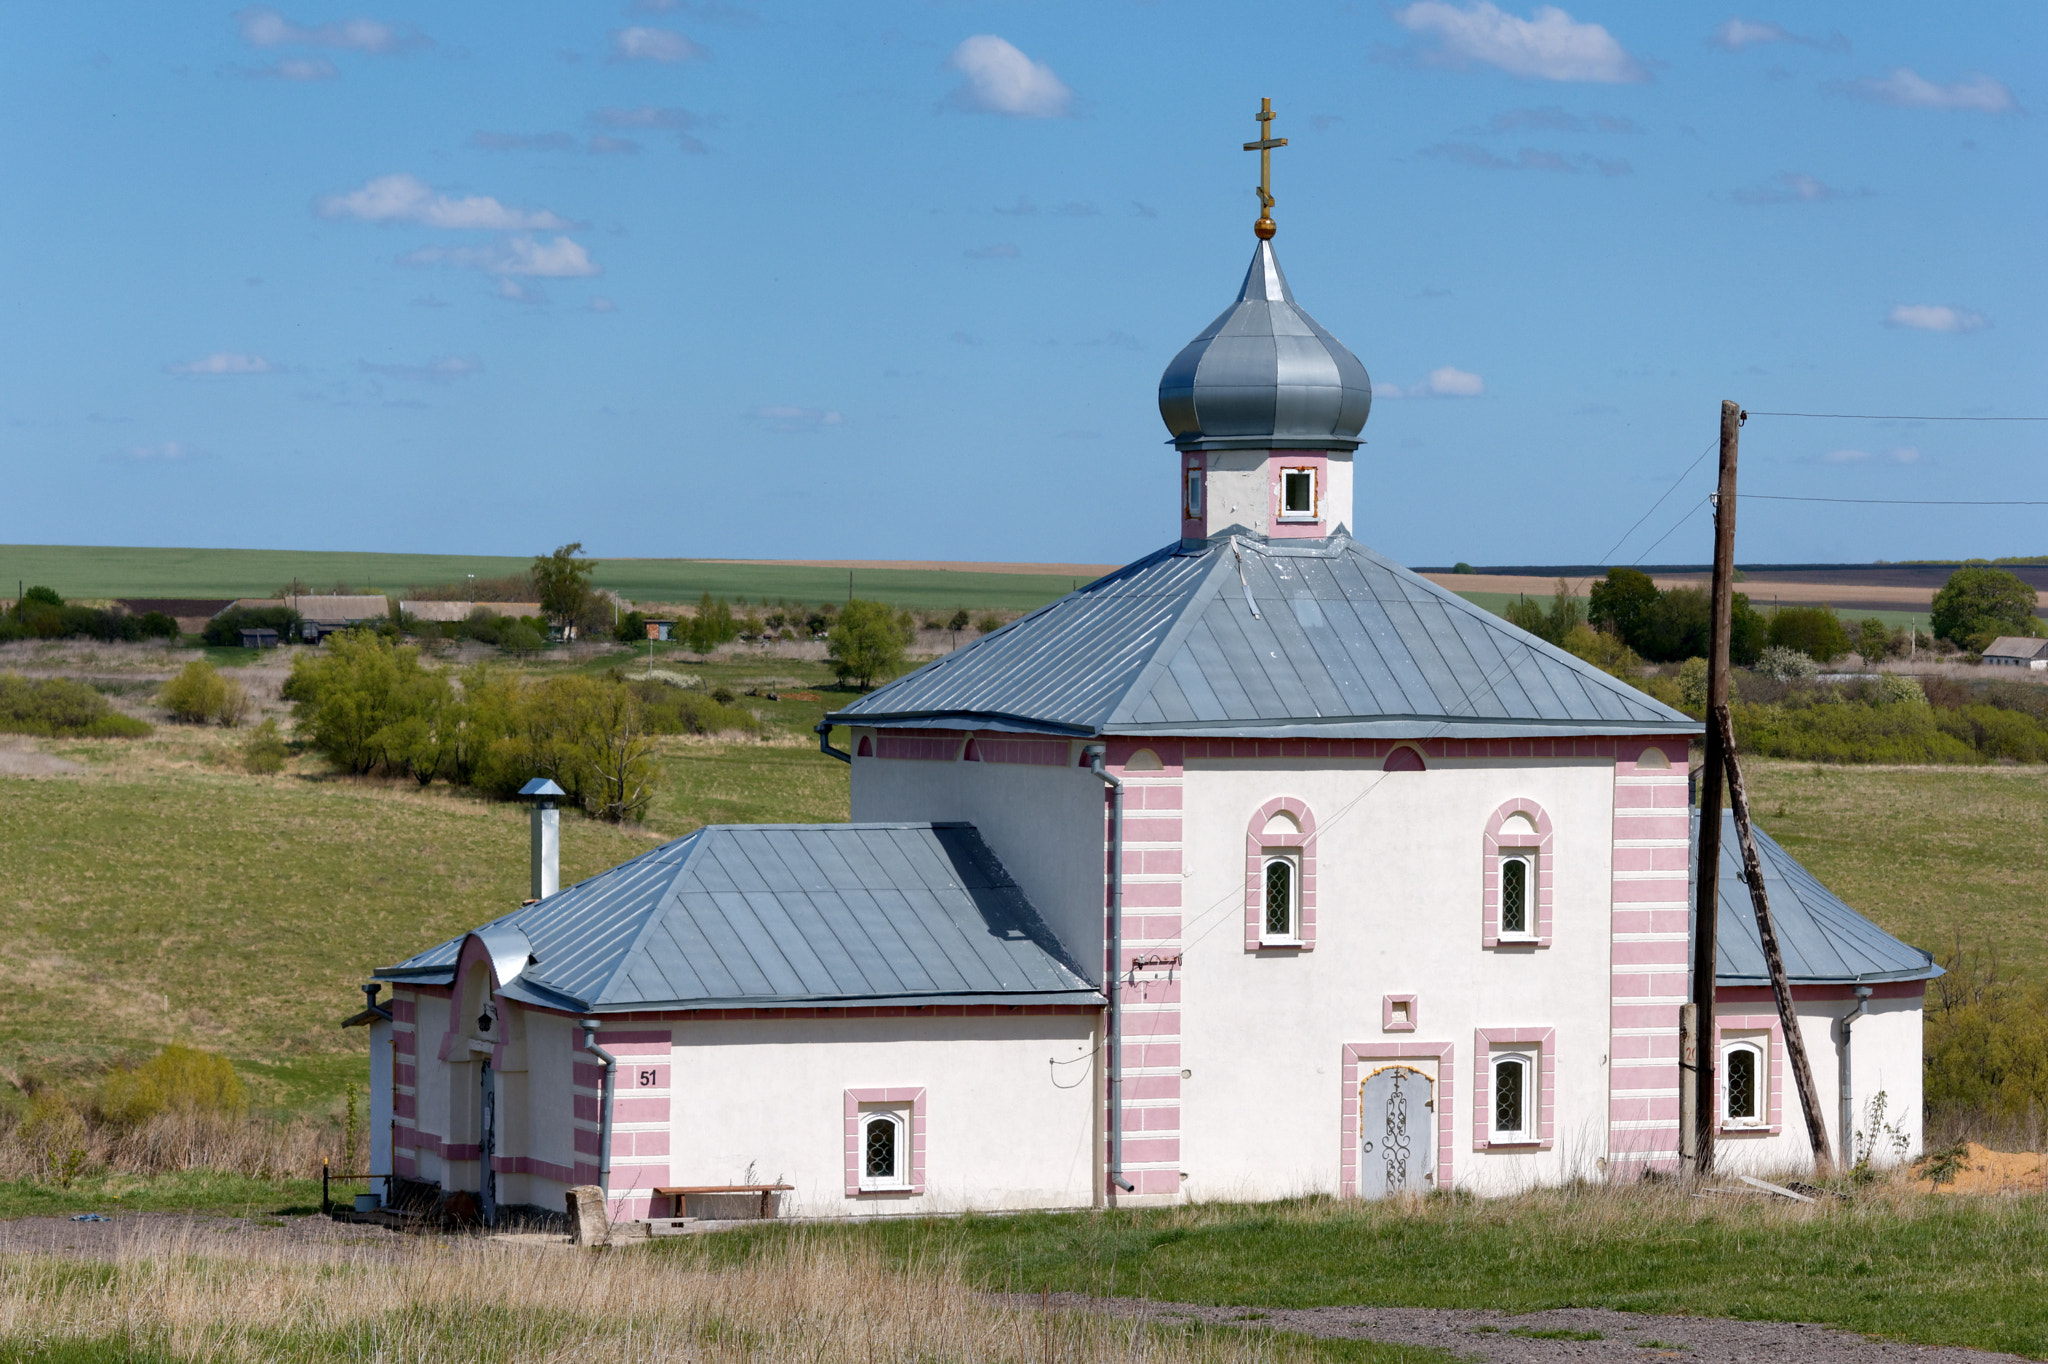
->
[1177, 755, 1620, 1201]
[851, 747, 1107, 982]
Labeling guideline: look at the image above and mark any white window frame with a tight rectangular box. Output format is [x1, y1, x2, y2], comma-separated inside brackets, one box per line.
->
[1497, 850, 1538, 942]
[1490, 1052, 1534, 1143]
[1260, 853, 1301, 945]
[1722, 1038, 1766, 1127]
[1278, 467, 1319, 522]
[857, 1108, 909, 1191]
[1185, 466, 1203, 518]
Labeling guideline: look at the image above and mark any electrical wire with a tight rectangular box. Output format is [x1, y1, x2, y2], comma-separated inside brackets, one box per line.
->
[1596, 438, 1717, 566]
[1630, 494, 1712, 566]
[1742, 494, 2048, 507]
[1746, 411, 2048, 422]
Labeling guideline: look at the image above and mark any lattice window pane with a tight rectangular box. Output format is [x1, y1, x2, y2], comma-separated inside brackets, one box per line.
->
[1493, 1059, 1525, 1136]
[1728, 1048, 1757, 1120]
[863, 1117, 897, 1181]
[1501, 857, 1527, 934]
[1264, 860, 1293, 937]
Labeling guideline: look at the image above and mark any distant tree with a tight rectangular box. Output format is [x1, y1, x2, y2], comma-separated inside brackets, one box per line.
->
[160, 660, 249, 727]
[1502, 594, 1548, 641]
[975, 613, 1004, 635]
[1634, 586, 1709, 662]
[685, 594, 739, 653]
[829, 599, 914, 689]
[1452, 562, 1475, 575]
[20, 585, 62, 609]
[1767, 605, 1851, 664]
[614, 610, 648, 644]
[1729, 593, 1767, 667]
[1853, 617, 1900, 662]
[1560, 623, 1641, 681]
[947, 609, 971, 632]
[1931, 567, 2042, 651]
[532, 542, 598, 632]
[1588, 568, 1659, 644]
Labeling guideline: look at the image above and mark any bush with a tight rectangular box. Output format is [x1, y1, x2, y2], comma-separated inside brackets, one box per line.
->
[830, 599, 915, 688]
[1877, 673, 1926, 706]
[1854, 617, 1902, 662]
[497, 620, 546, 654]
[709, 685, 737, 706]
[1501, 580, 1582, 647]
[203, 605, 304, 647]
[0, 673, 151, 738]
[684, 594, 741, 653]
[96, 1045, 247, 1128]
[1925, 947, 2048, 1142]
[1677, 657, 1709, 713]
[1560, 624, 1640, 681]
[1767, 605, 1851, 663]
[160, 660, 249, 726]
[947, 609, 972, 632]
[975, 613, 1003, 635]
[631, 682, 759, 737]
[1734, 695, 1980, 763]
[614, 610, 648, 644]
[242, 717, 289, 774]
[1452, 562, 1475, 575]
[1931, 566, 2042, 650]
[1753, 646, 1818, 682]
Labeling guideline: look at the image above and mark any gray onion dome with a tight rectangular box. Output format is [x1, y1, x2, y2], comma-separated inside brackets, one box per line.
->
[1157, 241, 1371, 451]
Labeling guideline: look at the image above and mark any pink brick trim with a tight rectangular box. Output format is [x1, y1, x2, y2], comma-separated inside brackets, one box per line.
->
[1473, 1027, 1557, 1151]
[973, 734, 1071, 766]
[1382, 994, 1419, 1033]
[875, 730, 967, 762]
[1715, 1013, 1786, 1136]
[1718, 981, 1924, 1003]
[1341, 1042, 1455, 1195]
[844, 1087, 926, 1196]
[1481, 798, 1554, 949]
[494, 1154, 579, 1183]
[1244, 796, 1317, 951]
[1178, 735, 1689, 761]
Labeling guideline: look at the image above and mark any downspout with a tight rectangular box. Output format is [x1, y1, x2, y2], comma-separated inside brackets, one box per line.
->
[580, 1019, 618, 1206]
[1085, 744, 1136, 1195]
[1838, 985, 1874, 1163]
[815, 720, 851, 764]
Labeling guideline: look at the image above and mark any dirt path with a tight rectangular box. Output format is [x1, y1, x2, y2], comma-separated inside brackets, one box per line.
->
[0, 739, 85, 776]
[1027, 1294, 2030, 1363]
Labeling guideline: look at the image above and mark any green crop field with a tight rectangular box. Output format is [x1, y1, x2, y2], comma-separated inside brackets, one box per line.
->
[0, 543, 1096, 612]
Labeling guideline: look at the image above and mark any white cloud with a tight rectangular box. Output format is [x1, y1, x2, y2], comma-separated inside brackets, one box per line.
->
[1732, 171, 1865, 204]
[119, 441, 204, 461]
[588, 106, 708, 152]
[248, 56, 338, 80]
[748, 405, 843, 433]
[235, 6, 421, 53]
[1826, 446, 1920, 464]
[494, 278, 548, 304]
[359, 356, 479, 382]
[166, 352, 276, 376]
[944, 36, 1073, 117]
[1886, 304, 1988, 333]
[1379, 366, 1485, 398]
[401, 235, 601, 278]
[1392, 3, 1647, 83]
[586, 297, 618, 314]
[1710, 18, 1793, 50]
[611, 26, 708, 62]
[317, 174, 576, 231]
[1844, 68, 2017, 113]
[588, 135, 641, 155]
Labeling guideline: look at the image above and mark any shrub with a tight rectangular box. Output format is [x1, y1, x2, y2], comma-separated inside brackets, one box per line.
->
[1877, 673, 1926, 706]
[1931, 566, 2042, 650]
[1452, 561, 1475, 574]
[975, 613, 1003, 635]
[96, 1045, 247, 1128]
[0, 673, 151, 738]
[1767, 605, 1851, 663]
[1925, 947, 2048, 1142]
[1560, 624, 1641, 681]
[282, 632, 448, 773]
[614, 610, 648, 644]
[830, 599, 915, 688]
[709, 685, 737, 706]
[632, 682, 759, 737]
[947, 609, 971, 632]
[1677, 657, 1709, 713]
[203, 604, 303, 647]
[160, 660, 248, 727]
[1854, 617, 1901, 662]
[242, 718, 289, 774]
[1754, 646, 1819, 682]
[1734, 695, 1980, 763]
[684, 594, 741, 653]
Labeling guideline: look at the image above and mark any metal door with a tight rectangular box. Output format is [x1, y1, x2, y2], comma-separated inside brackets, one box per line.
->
[480, 1062, 497, 1226]
[1357, 1065, 1431, 1198]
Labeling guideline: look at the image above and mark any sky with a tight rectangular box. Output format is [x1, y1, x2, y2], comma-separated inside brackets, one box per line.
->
[2, 2, 2042, 569]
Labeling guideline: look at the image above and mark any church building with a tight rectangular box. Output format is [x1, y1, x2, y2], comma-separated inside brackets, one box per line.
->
[357, 112, 1937, 1223]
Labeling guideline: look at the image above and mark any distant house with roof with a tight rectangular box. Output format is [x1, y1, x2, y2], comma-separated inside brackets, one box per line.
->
[1981, 636, 2048, 669]
[221, 595, 389, 641]
[399, 601, 544, 625]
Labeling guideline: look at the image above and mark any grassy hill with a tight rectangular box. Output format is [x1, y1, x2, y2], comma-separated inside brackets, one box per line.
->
[0, 544, 1094, 612]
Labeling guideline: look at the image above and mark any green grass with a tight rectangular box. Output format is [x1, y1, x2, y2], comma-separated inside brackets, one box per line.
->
[1743, 759, 2048, 982]
[0, 544, 1092, 612]
[669, 1193, 2048, 1357]
[0, 1170, 323, 1220]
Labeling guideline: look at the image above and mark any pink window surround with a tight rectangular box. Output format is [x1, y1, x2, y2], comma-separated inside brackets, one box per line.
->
[1481, 798, 1555, 949]
[1715, 1013, 1785, 1135]
[844, 1087, 927, 1196]
[1181, 452, 1207, 538]
[1382, 994, 1419, 1033]
[1267, 451, 1330, 540]
[1244, 796, 1317, 951]
[1341, 1042, 1454, 1195]
[1473, 1027, 1557, 1151]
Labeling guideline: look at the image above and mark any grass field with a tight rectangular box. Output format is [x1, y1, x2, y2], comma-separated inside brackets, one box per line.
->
[672, 1186, 2048, 1358]
[0, 544, 1093, 612]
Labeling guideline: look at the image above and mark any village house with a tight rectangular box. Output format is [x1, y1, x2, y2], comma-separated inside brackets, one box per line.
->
[358, 147, 1937, 1225]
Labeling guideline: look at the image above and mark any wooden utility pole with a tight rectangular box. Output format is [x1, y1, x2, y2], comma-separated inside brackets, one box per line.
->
[1690, 400, 1743, 1177]
[1715, 706, 1834, 1169]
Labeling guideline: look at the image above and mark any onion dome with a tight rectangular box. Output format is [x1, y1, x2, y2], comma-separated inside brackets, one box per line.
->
[1157, 241, 1372, 452]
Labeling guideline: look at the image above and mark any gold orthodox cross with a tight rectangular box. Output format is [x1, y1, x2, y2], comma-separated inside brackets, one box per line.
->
[1243, 97, 1287, 240]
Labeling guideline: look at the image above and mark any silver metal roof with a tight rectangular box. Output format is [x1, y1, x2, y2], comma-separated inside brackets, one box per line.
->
[829, 533, 1698, 740]
[1158, 241, 1372, 452]
[377, 823, 1102, 1014]
[1695, 811, 1943, 986]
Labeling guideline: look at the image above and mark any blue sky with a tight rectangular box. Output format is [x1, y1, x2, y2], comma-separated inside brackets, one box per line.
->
[2, 2, 2040, 568]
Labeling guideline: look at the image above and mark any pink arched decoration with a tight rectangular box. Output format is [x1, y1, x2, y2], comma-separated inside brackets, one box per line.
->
[855, 735, 874, 758]
[1481, 798, 1555, 949]
[1244, 796, 1317, 952]
[1383, 745, 1426, 773]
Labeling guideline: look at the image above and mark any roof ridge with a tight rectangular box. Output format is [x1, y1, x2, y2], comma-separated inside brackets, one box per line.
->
[1099, 541, 1238, 729]
[583, 829, 704, 1008]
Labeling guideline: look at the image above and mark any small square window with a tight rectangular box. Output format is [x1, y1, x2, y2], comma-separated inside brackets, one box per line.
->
[1279, 468, 1318, 520]
[1498, 852, 1537, 941]
[1261, 854, 1299, 944]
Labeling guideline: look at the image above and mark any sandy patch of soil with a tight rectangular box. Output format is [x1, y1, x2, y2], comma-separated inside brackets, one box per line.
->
[0, 739, 85, 777]
[1913, 1143, 2046, 1195]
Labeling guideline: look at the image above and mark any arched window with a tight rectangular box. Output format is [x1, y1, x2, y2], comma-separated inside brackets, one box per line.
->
[855, 735, 873, 758]
[1482, 800, 1554, 948]
[1262, 856, 1297, 942]
[1498, 851, 1536, 939]
[1491, 1054, 1531, 1142]
[1245, 798, 1317, 951]
[1724, 1040, 1764, 1126]
[859, 1111, 906, 1190]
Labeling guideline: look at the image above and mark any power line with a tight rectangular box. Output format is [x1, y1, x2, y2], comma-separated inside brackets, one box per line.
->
[1597, 438, 1717, 566]
[1631, 494, 1711, 566]
[1746, 410, 2048, 422]
[1743, 494, 2048, 507]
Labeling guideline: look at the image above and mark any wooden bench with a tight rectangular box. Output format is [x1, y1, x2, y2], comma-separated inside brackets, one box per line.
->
[653, 1183, 794, 1220]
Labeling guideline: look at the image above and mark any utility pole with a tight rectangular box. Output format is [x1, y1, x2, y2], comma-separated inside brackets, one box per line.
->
[1690, 399, 1743, 1178]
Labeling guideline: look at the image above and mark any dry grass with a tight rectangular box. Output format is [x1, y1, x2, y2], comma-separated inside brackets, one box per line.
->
[0, 1106, 332, 1184]
[0, 1228, 1367, 1364]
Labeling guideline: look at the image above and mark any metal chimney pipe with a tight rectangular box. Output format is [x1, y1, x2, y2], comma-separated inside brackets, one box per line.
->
[518, 778, 566, 900]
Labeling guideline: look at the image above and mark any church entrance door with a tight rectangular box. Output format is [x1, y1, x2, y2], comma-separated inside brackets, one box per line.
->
[480, 1061, 497, 1226]
[1357, 1065, 1431, 1198]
